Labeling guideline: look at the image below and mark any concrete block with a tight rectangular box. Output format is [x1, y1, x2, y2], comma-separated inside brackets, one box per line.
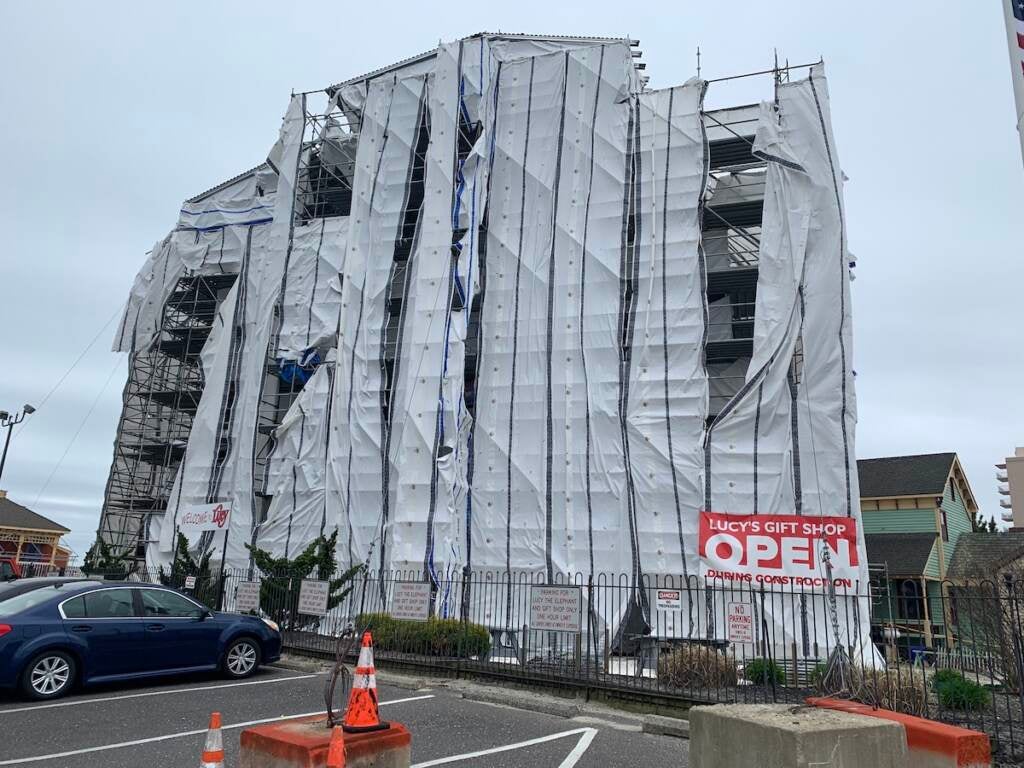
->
[240, 715, 410, 768]
[642, 714, 690, 739]
[689, 703, 907, 768]
[808, 697, 992, 768]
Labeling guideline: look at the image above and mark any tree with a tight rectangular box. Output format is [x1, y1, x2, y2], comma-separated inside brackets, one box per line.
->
[82, 539, 131, 578]
[972, 511, 999, 534]
[158, 533, 219, 608]
[245, 530, 364, 629]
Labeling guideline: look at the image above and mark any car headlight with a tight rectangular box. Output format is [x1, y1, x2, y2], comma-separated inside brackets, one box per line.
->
[261, 618, 280, 633]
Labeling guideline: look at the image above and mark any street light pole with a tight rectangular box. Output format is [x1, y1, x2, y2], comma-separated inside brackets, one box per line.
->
[0, 405, 36, 486]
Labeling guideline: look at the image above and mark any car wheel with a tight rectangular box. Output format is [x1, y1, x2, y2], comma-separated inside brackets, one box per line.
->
[223, 637, 261, 679]
[21, 651, 76, 700]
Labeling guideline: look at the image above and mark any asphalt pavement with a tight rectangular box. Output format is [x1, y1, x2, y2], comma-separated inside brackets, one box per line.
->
[0, 665, 689, 767]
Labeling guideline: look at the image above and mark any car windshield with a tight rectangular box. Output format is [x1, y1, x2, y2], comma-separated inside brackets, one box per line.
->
[0, 583, 96, 616]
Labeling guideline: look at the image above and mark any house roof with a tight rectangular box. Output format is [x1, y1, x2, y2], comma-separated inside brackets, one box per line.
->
[0, 495, 70, 534]
[857, 453, 957, 498]
[864, 532, 938, 576]
[948, 532, 1024, 580]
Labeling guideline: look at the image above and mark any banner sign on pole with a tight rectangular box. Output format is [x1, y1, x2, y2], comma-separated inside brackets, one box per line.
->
[179, 502, 231, 533]
[699, 512, 860, 588]
[235, 581, 260, 613]
[297, 579, 330, 616]
[390, 582, 431, 621]
[727, 602, 755, 643]
[529, 585, 582, 632]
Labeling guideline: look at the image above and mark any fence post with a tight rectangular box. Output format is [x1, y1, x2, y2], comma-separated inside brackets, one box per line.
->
[522, 623, 530, 674]
[603, 626, 610, 675]
[790, 641, 798, 686]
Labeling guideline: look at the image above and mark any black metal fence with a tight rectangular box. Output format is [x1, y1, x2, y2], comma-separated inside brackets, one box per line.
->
[29, 562, 1024, 763]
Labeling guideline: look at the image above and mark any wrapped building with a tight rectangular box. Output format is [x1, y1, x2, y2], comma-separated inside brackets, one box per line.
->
[98, 33, 866, 650]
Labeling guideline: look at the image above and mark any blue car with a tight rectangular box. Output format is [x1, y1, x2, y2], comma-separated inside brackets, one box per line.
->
[0, 580, 281, 700]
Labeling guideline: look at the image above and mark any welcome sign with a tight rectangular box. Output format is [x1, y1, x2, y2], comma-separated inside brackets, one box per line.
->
[179, 502, 232, 533]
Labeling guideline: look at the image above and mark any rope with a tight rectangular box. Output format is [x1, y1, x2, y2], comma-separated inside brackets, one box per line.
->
[31, 357, 124, 506]
[15, 306, 123, 437]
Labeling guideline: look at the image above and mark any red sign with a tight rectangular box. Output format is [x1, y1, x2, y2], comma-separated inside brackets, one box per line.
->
[699, 512, 860, 588]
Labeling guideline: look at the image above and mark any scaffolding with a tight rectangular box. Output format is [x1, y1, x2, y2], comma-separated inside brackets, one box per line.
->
[98, 36, 826, 584]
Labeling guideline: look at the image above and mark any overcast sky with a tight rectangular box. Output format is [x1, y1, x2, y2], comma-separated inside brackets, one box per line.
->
[1, 2, 1021, 557]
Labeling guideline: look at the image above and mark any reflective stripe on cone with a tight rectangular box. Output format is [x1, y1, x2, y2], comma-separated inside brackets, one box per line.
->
[343, 632, 389, 733]
[200, 711, 225, 768]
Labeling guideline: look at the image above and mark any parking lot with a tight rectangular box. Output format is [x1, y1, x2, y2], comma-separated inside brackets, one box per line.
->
[0, 665, 688, 766]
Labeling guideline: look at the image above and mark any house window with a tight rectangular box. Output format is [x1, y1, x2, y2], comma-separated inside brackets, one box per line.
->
[897, 579, 924, 621]
[940, 508, 949, 542]
[950, 480, 957, 503]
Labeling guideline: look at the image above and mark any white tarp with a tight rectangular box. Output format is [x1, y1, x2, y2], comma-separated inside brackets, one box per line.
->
[468, 45, 643, 632]
[327, 75, 423, 573]
[254, 362, 335, 558]
[275, 217, 348, 360]
[113, 198, 275, 354]
[703, 65, 868, 653]
[629, 81, 709, 634]
[117, 39, 869, 655]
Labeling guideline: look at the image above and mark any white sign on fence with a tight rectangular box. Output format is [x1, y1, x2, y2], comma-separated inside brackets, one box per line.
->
[235, 581, 260, 613]
[178, 502, 232, 533]
[390, 582, 431, 622]
[184, 575, 197, 590]
[655, 589, 682, 611]
[529, 585, 582, 633]
[727, 601, 754, 644]
[297, 579, 330, 616]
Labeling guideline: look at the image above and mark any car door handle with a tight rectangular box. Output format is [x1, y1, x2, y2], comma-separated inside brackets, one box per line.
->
[146, 624, 165, 632]
[71, 625, 92, 633]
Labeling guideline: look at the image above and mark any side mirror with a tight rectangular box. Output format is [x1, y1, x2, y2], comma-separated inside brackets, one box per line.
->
[193, 609, 213, 621]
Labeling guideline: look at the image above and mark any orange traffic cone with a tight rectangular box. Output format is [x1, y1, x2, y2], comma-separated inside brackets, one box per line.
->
[200, 712, 225, 767]
[343, 632, 389, 733]
[326, 725, 346, 767]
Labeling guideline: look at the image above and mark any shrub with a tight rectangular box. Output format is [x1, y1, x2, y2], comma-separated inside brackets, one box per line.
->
[937, 676, 990, 711]
[931, 668, 965, 690]
[744, 657, 786, 685]
[852, 668, 928, 717]
[657, 645, 737, 690]
[357, 613, 491, 659]
[809, 662, 828, 690]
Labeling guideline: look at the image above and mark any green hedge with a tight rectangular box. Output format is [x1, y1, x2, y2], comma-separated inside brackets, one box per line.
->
[933, 670, 990, 711]
[744, 657, 786, 685]
[358, 613, 491, 659]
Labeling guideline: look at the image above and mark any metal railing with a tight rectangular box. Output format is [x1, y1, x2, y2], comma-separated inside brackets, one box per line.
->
[33, 563, 1024, 764]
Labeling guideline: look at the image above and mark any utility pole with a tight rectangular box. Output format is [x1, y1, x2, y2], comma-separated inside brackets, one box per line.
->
[0, 405, 36, 485]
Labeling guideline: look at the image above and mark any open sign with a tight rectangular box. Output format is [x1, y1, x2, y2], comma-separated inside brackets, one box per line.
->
[699, 512, 861, 589]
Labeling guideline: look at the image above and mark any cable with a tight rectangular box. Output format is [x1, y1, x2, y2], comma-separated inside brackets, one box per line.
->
[15, 305, 124, 437]
[32, 356, 124, 507]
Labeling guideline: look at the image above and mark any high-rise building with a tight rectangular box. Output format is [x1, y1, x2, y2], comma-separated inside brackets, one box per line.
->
[998, 447, 1024, 528]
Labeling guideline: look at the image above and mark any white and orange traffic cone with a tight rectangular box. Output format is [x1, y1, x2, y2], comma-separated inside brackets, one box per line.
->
[200, 712, 225, 767]
[325, 725, 346, 767]
[343, 632, 389, 733]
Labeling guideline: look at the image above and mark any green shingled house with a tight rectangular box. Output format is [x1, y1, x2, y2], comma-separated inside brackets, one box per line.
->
[859, 453, 979, 652]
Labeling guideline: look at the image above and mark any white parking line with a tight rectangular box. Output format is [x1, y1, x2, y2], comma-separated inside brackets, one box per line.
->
[0, 672, 321, 715]
[0, 695, 434, 765]
[411, 726, 599, 768]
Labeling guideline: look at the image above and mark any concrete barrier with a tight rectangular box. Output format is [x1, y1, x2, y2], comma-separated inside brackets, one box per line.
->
[240, 716, 410, 768]
[807, 697, 991, 768]
[689, 703, 908, 768]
